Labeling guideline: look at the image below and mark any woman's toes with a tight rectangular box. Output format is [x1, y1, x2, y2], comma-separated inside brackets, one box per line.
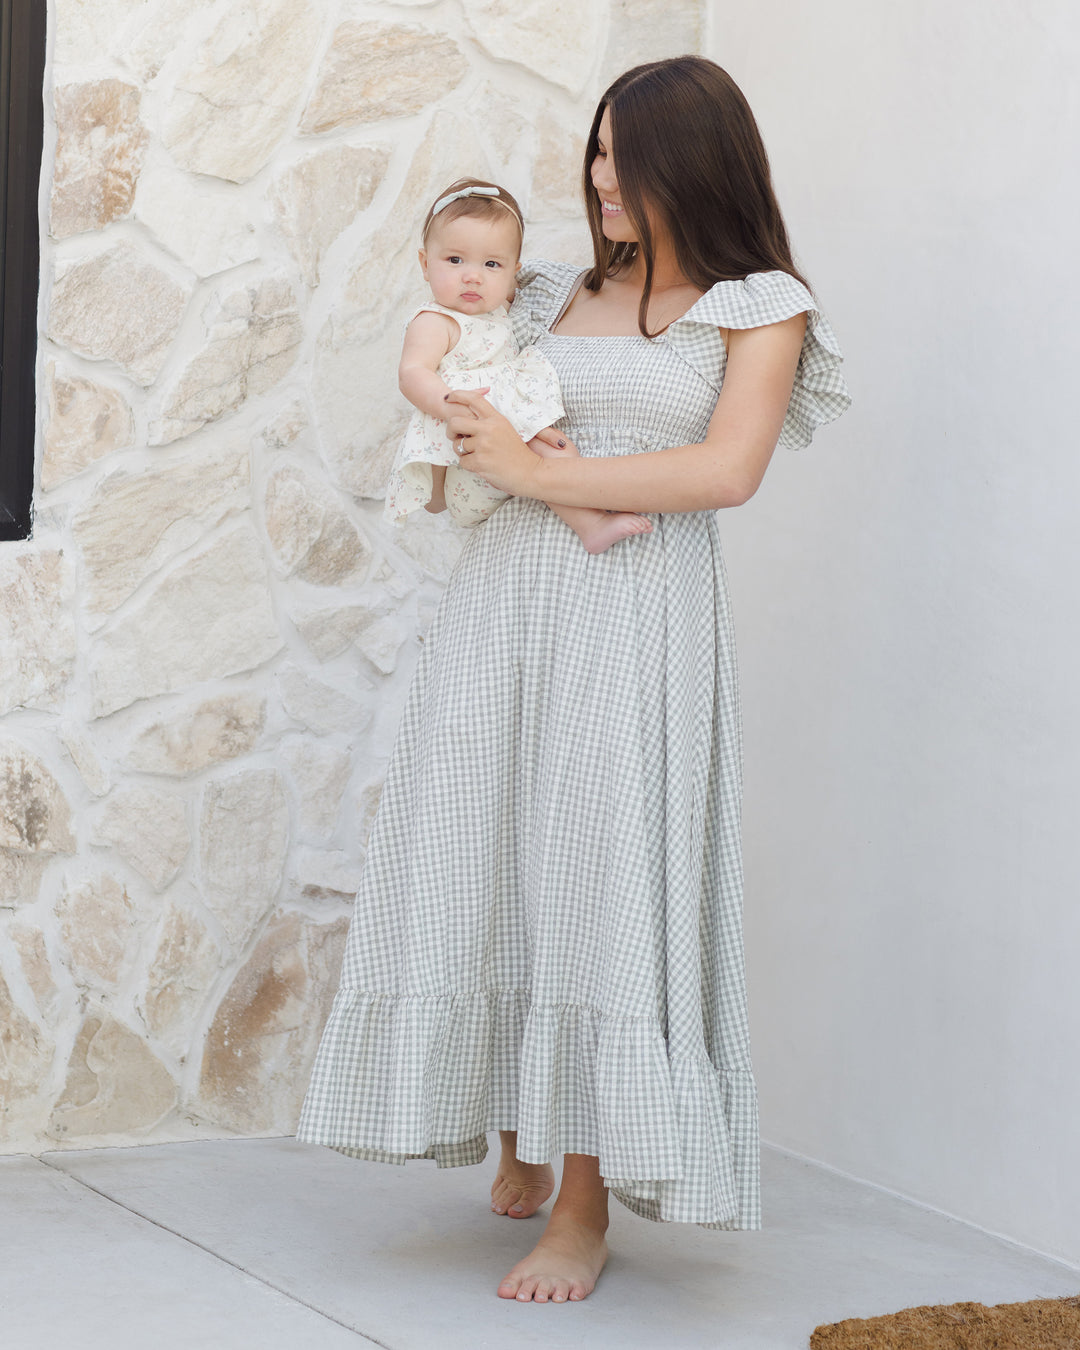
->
[515, 1277, 540, 1302]
[551, 1280, 570, 1303]
[491, 1180, 516, 1214]
[533, 1280, 553, 1303]
[497, 1276, 521, 1300]
[569, 1281, 588, 1301]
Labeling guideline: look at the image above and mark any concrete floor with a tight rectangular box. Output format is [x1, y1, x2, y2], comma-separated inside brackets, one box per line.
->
[2, 1139, 1076, 1350]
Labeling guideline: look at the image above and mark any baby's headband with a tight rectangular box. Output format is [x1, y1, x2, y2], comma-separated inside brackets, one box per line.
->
[431, 184, 523, 231]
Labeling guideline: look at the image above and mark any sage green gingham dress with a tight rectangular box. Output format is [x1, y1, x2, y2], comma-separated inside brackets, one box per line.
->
[297, 259, 850, 1228]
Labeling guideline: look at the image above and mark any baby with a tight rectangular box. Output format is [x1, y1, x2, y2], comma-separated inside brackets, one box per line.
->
[383, 176, 652, 552]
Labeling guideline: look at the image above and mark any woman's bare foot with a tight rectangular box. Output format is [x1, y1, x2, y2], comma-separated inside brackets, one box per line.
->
[497, 1213, 608, 1303]
[491, 1131, 555, 1218]
[497, 1151, 610, 1302]
[572, 508, 652, 555]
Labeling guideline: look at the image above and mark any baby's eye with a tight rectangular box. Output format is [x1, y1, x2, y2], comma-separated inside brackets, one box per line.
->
[447, 255, 462, 264]
[485, 260, 501, 269]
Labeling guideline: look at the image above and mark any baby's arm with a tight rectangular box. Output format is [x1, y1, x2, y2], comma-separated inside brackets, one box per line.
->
[398, 310, 462, 514]
[398, 310, 460, 418]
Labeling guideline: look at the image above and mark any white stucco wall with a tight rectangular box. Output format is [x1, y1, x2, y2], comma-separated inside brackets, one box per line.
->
[708, 2, 1080, 1265]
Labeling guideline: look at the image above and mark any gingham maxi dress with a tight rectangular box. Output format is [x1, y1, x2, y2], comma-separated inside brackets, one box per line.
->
[297, 259, 851, 1228]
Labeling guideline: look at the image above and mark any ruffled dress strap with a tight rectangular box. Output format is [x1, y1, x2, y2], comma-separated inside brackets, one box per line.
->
[666, 270, 851, 448]
[510, 258, 586, 348]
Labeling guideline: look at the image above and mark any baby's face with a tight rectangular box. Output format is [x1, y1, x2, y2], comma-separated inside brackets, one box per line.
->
[419, 213, 520, 317]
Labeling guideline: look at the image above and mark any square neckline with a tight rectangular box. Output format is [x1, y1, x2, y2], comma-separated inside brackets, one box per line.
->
[544, 269, 656, 341]
[542, 266, 713, 341]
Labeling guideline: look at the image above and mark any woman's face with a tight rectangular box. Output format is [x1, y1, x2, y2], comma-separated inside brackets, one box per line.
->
[590, 107, 637, 244]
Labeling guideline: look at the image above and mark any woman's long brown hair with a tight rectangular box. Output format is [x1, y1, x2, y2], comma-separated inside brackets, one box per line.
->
[582, 56, 809, 336]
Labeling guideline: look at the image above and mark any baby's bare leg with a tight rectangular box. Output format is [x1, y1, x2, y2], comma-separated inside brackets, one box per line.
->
[424, 464, 447, 514]
[530, 437, 651, 554]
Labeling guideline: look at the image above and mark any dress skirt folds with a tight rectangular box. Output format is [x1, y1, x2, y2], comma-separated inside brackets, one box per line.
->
[297, 259, 851, 1227]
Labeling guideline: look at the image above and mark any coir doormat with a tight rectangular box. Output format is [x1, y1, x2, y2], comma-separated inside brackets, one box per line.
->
[810, 1293, 1080, 1348]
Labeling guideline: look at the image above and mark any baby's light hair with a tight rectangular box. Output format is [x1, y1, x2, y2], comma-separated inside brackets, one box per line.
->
[421, 177, 525, 249]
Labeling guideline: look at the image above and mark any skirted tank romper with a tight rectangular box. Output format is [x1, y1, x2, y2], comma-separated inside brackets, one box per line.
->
[297, 259, 851, 1228]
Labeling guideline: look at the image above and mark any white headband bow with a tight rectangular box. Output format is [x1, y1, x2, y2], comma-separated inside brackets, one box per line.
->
[432, 185, 501, 215]
[430, 184, 523, 230]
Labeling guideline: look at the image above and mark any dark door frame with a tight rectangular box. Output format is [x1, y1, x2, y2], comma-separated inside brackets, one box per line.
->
[0, 0, 46, 541]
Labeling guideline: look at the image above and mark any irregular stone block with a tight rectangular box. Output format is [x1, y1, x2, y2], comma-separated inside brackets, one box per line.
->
[88, 524, 282, 718]
[301, 21, 466, 135]
[282, 739, 351, 842]
[258, 400, 307, 451]
[57, 872, 134, 986]
[339, 417, 406, 502]
[0, 550, 76, 716]
[531, 105, 587, 219]
[278, 666, 371, 738]
[48, 242, 191, 387]
[270, 143, 390, 287]
[0, 743, 76, 855]
[469, 82, 529, 170]
[199, 768, 288, 947]
[292, 603, 380, 663]
[0, 851, 51, 908]
[125, 0, 216, 81]
[289, 847, 361, 905]
[54, 0, 148, 66]
[197, 909, 349, 1133]
[94, 789, 189, 891]
[134, 161, 260, 279]
[355, 777, 384, 847]
[72, 444, 250, 617]
[42, 363, 135, 491]
[395, 509, 465, 583]
[357, 616, 408, 677]
[49, 1011, 177, 1140]
[151, 278, 302, 444]
[162, 0, 323, 183]
[127, 692, 266, 776]
[8, 925, 60, 1017]
[263, 464, 372, 586]
[462, 0, 606, 96]
[60, 725, 111, 797]
[139, 903, 223, 1058]
[0, 971, 51, 1121]
[51, 79, 148, 238]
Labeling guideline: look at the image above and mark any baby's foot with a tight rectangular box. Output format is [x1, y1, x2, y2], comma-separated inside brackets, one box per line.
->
[576, 510, 652, 555]
[491, 1142, 555, 1218]
[497, 1214, 609, 1302]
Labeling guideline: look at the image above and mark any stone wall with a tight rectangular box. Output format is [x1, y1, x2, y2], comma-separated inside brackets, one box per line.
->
[1, 0, 704, 1152]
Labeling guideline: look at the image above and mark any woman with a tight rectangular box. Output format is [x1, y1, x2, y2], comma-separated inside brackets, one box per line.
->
[298, 55, 850, 1305]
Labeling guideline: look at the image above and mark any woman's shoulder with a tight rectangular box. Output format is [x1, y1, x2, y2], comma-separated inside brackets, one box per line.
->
[512, 258, 585, 331]
[669, 271, 851, 449]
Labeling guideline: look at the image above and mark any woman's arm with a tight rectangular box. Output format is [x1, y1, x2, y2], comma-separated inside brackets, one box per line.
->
[447, 312, 807, 513]
[398, 310, 461, 418]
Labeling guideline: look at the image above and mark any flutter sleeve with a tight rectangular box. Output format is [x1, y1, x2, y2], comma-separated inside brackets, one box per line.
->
[510, 258, 586, 350]
[666, 270, 851, 448]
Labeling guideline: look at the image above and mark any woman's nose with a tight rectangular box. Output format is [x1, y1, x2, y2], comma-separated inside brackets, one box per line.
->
[591, 156, 617, 195]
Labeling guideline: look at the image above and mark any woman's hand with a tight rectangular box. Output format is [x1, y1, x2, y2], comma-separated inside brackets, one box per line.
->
[445, 389, 545, 498]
